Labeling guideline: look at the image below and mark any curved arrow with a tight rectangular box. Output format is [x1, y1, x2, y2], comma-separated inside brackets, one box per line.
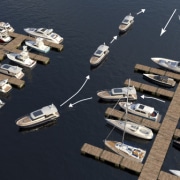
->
[60, 75, 90, 107]
[69, 97, 93, 108]
[160, 9, 176, 36]
[141, 95, 165, 103]
[136, 9, 146, 15]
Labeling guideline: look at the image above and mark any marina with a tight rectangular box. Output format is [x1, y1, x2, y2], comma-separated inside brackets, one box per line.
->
[81, 80, 180, 179]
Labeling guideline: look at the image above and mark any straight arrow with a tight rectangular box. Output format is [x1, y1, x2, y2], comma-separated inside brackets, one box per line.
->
[110, 36, 117, 44]
[141, 95, 165, 103]
[136, 9, 146, 15]
[160, 9, 177, 36]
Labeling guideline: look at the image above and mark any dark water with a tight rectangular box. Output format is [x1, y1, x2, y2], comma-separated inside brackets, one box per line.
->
[1, 0, 180, 179]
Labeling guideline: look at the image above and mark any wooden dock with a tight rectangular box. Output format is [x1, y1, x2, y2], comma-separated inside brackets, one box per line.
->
[124, 79, 174, 99]
[134, 64, 180, 81]
[105, 107, 161, 132]
[81, 76, 180, 179]
[81, 143, 143, 174]
[0, 74, 25, 88]
[0, 31, 64, 64]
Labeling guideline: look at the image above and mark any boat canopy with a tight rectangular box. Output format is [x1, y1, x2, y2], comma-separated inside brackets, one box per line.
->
[30, 104, 57, 120]
[135, 104, 154, 114]
[111, 86, 136, 95]
[122, 14, 134, 25]
[94, 44, 109, 57]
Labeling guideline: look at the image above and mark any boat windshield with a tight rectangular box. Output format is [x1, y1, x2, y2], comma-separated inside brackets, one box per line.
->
[155, 75, 168, 82]
[122, 19, 129, 25]
[94, 50, 103, 56]
[2, 64, 10, 70]
[30, 110, 44, 120]
[111, 88, 123, 95]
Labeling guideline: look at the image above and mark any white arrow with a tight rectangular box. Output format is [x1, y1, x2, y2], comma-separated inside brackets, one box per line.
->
[60, 75, 90, 107]
[110, 36, 117, 44]
[178, 15, 180, 20]
[69, 97, 93, 108]
[141, 95, 165, 103]
[160, 9, 177, 36]
[136, 9, 146, 15]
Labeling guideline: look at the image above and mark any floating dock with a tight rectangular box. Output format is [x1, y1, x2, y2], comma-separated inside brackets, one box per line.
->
[124, 79, 174, 99]
[81, 75, 180, 179]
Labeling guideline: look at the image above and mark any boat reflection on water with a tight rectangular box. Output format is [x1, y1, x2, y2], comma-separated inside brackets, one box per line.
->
[18, 119, 57, 134]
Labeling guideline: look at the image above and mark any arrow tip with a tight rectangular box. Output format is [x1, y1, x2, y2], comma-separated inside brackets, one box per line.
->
[141, 95, 145, 99]
[114, 36, 117, 40]
[69, 104, 73, 108]
[142, 9, 146, 13]
[86, 75, 90, 80]
[160, 28, 166, 36]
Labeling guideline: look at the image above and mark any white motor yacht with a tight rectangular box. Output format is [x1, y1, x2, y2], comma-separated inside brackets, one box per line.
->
[25, 37, 50, 53]
[90, 43, 109, 66]
[24, 27, 63, 44]
[0, 64, 24, 79]
[0, 79, 12, 93]
[6, 46, 37, 69]
[16, 104, 60, 128]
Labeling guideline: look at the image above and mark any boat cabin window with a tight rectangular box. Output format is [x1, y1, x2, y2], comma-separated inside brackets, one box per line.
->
[31, 110, 44, 120]
[111, 88, 123, 95]
[94, 50, 103, 56]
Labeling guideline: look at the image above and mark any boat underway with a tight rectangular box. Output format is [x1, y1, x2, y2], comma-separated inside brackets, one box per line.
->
[0, 28, 12, 43]
[119, 102, 161, 122]
[25, 37, 50, 53]
[16, 104, 60, 128]
[104, 140, 146, 163]
[24, 27, 63, 44]
[143, 73, 176, 88]
[90, 43, 109, 66]
[0, 99, 5, 108]
[0, 64, 24, 79]
[0, 79, 12, 93]
[151, 57, 180, 73]
[119, 13, 134, 32]
[0, 22, 14, 32]
[97, 86, 137, 101]
[169, 169, 180, 177]
[105, 118, 153, 140]
[6, 46, 37, 69]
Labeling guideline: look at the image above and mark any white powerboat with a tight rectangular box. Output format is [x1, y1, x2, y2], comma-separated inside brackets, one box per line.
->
[143, 73, 176, 88]
[0, 64, 24, 79]
[105, 118, 153, 140]
[25, 37, 50, 53]
[169, 169, 180, 177]
[104, 79, 146, 163]
[151, 57, 180, 73]
[119, 102, 161, 122]
[0, 28, 12, 43]
[6, 46, 37, 69]
[97, 86, 137, 101]
[119, 13, 134, 32]
[24, 27, 63, 44]
[104, 140, 146, 162]
[0, 22, 14, 32]
[0, 79, 12, 93]
[16, 104, 60, 128]
[90, 43, 109, 66]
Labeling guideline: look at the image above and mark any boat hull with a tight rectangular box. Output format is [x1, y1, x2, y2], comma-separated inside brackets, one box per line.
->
[25, 40, 50, 53]
[7, 53, 37, 69]
[151, 57, 180, 73]
[143, 74, 176, 88]
[105, 118, 153, 140]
